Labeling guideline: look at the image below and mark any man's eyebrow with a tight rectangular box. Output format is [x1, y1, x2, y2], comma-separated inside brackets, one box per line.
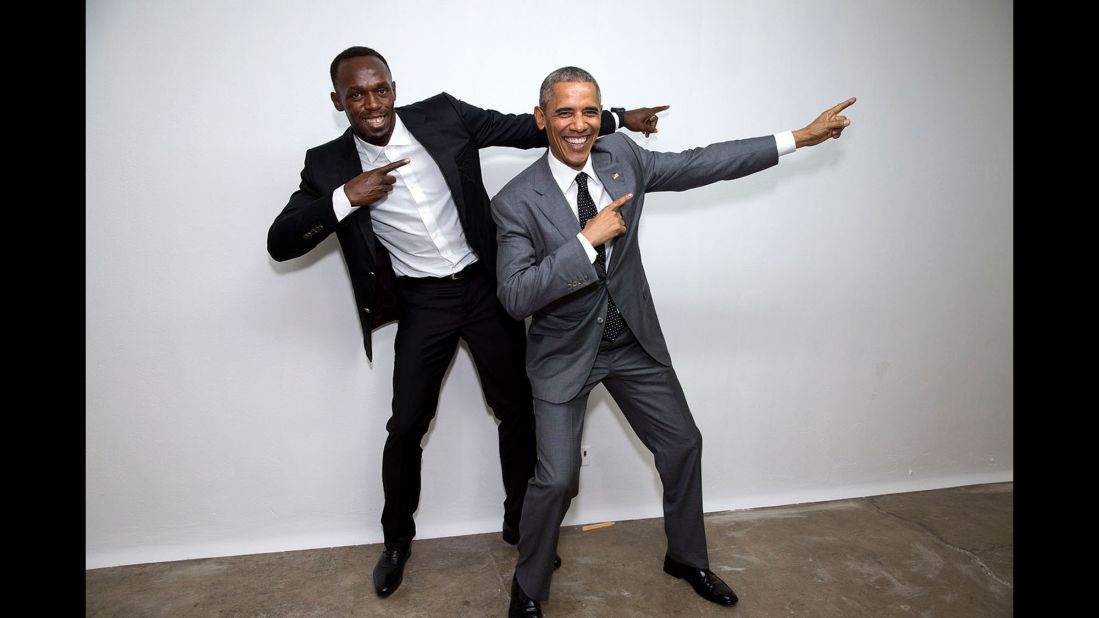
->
[552, 105, 599, 113]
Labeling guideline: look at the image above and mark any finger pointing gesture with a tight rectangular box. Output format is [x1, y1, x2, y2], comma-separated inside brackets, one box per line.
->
[623, 105, 671, 137]
[582, 192, 634, 247]
[793, 97, 856, 148]
[344, 159, 411, 207]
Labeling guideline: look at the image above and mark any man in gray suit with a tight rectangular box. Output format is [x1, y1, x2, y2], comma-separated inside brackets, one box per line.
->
[491, 66, 854, 616]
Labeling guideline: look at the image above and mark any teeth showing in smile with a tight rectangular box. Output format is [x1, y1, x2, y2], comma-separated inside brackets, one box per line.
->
[564, 136, 588, 145]
[365, 116, 386, 127]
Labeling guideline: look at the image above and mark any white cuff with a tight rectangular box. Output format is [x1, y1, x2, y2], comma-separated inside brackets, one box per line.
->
[775, 131, 796, 157]
[332, 185, 356, 221]
[576, 232, 598, 263]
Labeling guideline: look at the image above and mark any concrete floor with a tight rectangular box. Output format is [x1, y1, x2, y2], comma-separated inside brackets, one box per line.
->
[86, 482, 1012, 617]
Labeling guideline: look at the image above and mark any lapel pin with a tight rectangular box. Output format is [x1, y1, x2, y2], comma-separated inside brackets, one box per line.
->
[612, 172, 621, 180]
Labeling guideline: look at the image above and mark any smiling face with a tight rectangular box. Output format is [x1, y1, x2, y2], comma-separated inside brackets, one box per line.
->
[330, 55, 397, 146]
[535, 81, 602, 171]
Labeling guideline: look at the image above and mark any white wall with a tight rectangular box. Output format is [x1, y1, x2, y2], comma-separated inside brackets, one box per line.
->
[86, 0, 1013, 569]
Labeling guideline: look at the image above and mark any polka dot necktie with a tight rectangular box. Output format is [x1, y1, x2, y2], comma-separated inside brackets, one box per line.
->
[575, 172, 625, 342]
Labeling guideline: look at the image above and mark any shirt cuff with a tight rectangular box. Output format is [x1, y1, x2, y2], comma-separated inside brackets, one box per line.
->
[332, 185, 356, 221]
[775, 131, 796, 157]
[576, 232, 598, 263]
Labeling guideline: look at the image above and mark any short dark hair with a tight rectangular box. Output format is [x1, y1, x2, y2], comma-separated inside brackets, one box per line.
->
[539, 66, 601, 109]
[330, 46, 391, 89]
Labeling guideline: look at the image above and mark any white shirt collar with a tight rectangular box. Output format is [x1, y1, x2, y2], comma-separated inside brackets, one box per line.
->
[546, 151, 601, 195]
[353, 113, 412, 164]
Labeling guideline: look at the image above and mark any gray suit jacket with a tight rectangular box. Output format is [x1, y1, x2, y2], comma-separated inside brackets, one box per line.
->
[491, 132, 779, 404]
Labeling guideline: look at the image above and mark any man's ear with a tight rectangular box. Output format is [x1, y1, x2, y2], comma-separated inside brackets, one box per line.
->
[534, 106, 546, 130]
[331, 92, 344, 112]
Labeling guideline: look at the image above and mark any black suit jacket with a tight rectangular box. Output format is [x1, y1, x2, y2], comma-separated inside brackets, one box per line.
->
[268, 92, 618, 360]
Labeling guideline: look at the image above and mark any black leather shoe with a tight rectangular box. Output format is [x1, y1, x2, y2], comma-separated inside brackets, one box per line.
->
[509, 576, 543, 617]
[663, 554, 738, 606]
[553, 554, 562, 570]
[373, 547, 411, 597]
[503, 523, 520, 546]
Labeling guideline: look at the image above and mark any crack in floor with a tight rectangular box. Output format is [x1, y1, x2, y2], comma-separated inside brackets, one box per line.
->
[865, 497, 1012, 589]
[488, 551, 510, 609]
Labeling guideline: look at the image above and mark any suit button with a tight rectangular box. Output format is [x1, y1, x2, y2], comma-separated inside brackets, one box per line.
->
[369, 271, 375, 277]
[597, 317, 604, 324]
[363, 308, 372, 314]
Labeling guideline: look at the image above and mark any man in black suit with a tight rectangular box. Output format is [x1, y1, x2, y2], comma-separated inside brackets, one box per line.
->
[267, 46, 666, 597]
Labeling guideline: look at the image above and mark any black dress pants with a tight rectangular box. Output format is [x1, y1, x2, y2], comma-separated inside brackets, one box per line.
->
[380, 263, 535, 549]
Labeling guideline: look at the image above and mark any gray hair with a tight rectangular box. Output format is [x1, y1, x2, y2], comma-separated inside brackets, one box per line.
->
[538, 66, 601, 109]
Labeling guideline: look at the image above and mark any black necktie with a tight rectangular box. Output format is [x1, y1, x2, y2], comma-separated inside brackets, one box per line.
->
[576, 172, 625, 342]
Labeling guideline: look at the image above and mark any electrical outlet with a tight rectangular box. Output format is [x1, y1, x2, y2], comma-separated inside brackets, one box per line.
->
[581, 445, 591, 467]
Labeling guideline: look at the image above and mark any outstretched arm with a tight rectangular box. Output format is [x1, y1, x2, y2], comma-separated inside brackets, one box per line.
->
[450, 93, 676, 149]
[623, 97, 855, 193]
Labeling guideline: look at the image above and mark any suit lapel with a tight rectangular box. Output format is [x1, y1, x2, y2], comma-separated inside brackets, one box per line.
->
[333, 129, 380, 262]
[397, 106, 467, 214]
[530, 152, 584, 241]
[591, 142, 634, 277]
[334, 128, 365, 181]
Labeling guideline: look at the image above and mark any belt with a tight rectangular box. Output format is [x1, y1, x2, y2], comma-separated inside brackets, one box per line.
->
[399, 261, 482, 284]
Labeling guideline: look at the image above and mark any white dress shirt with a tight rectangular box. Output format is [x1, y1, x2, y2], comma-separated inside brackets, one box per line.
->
[547, 131, 798, 266]
[545, 153, 618, 267]
[331, 116, 477, 278]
